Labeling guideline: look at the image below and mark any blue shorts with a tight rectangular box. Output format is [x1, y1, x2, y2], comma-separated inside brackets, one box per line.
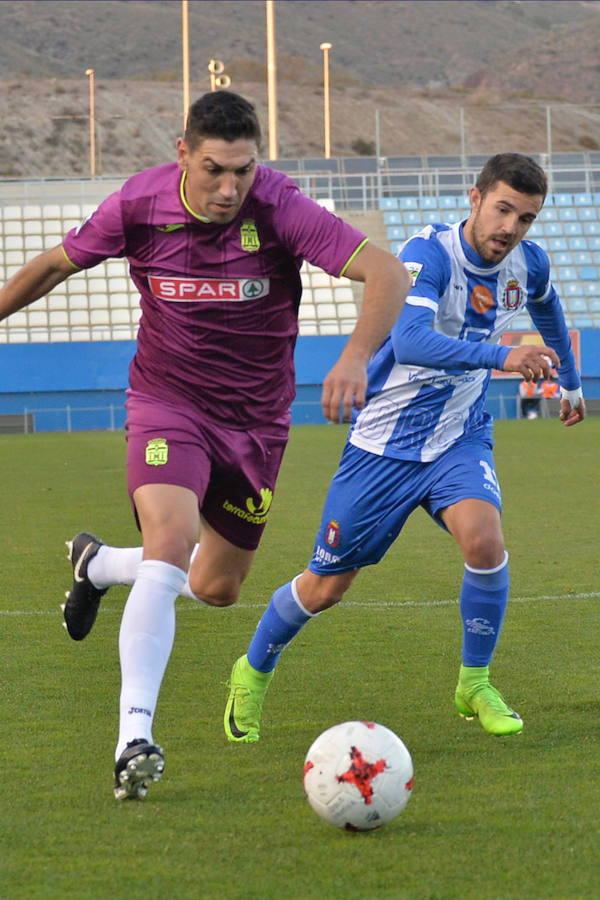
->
[309, 436, 502, 574]
[125, 390, 289, 550]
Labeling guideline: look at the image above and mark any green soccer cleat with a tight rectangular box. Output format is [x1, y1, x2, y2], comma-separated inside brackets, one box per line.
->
[224, 655, 274, 743]
[454, 664, 523, 736]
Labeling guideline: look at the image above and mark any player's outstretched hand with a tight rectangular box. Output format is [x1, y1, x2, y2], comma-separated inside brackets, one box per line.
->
[502, 344, 559, 381]
[321, 357, 368, 423]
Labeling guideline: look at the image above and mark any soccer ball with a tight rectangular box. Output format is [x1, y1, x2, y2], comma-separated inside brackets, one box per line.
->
[303, 720, 414, 831]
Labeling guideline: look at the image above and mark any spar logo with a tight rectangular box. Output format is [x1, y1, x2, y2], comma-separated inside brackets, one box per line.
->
[148, 276, 269, 302]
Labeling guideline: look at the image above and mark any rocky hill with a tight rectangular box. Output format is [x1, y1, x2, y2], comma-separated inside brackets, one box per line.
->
[1, 0, 599, 178]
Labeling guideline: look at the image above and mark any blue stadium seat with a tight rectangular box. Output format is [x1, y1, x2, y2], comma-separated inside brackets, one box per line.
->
[583, 221, 600, 235]
[539, 207, 558, 221]
[578, 266, 598, 280]
[583, 282, 600, 296]
[564, 222, 583, 236]
[403, 211, 422, 226]
[419, 196, 437, 210]
[379, 197, 399, 210]
[549, 237, 568, 251]
[390, 241, 404, 256]
[574, 193, 592, 206]
[578, 207, 598, 221]
[383, 211, 402, 225]
[573, 251, 593, 265]
[535, 238, 549, 250]
[566, 297, 587, 313]
[568, 237, 589, 251]
[457, 195, 471, 209]
[387, 225, 406, 240]
[554, 193, 573, 206]
[527, 222, 543, 237]
[593, 251, 600, 264]
[562, 283, 583, 296]
[544, 222, 564, 237]
[444, 210, 461, 224]
[399, 196, 418, 210]
[593, 193, 600, 206]
[558, 267, 578, 281]
[558, 208, 577, 222]
[422, 210, 440, 224]
[553, 251, 573, 266]
[438, 195, 457, 209]
[589, 236, 600, 250]
[588, 297, 600, 312]
[573, 315, 593, 328]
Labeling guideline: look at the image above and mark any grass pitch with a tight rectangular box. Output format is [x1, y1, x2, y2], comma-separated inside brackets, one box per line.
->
[1, 419, 599, 899]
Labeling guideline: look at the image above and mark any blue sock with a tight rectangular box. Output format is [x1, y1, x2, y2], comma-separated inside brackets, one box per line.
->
[247, 578, 313, 672]
[460, 552, 509, 667]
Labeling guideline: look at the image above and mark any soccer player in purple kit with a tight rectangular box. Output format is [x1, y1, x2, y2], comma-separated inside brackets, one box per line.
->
[0, 91, 410, 799]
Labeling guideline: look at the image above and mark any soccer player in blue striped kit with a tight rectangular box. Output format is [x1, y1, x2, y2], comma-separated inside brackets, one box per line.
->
[225, 153, 586, 741]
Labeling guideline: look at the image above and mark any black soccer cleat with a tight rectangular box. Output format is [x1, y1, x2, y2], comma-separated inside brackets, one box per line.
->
[62, 532, 107, 640]
[114, 739, 165, 800]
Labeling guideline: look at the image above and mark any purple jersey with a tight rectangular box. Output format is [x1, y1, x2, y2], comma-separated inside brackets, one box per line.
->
[62, 163, 366, 428]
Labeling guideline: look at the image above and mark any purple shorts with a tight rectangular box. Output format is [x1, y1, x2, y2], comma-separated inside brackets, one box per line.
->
[125, 390, 290, 551]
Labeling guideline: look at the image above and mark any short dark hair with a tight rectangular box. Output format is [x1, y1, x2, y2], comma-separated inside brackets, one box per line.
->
[184, 91, 262, 149]
[476, 153, 548, 199]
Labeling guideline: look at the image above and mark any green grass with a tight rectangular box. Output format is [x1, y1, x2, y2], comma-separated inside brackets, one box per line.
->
[1, 420, 599, 899]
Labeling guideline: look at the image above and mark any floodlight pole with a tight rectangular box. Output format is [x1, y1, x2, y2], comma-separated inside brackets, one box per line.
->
[266, 0, 278, 159]
[182, 0, 190, 129]
[320, 42, 332, 159]
[85, 68, 96, 179]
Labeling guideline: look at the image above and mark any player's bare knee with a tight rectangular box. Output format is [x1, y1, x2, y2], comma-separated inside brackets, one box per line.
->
[189, 574, 240, 607]
[462, 531, 505, 570]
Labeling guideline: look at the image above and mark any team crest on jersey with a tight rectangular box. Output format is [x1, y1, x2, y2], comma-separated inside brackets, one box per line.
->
[145, 438, 169, 466]
[240, 219, 260, 252]
[404, 262, 423, 285]
[325, 519, 340, 548]
[470, 284, 494, 314]
[502, 279, 521, 309]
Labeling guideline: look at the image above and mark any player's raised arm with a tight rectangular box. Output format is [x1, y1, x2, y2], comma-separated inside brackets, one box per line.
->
[0, 244, 76, 321]
[321, 243, 410, 423]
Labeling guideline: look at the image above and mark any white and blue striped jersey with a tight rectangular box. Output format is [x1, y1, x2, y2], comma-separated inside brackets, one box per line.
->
[349, 221, 580, 462]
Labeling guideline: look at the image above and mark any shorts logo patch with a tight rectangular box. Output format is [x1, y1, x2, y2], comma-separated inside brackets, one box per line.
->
[145, 438, 169, 466]
[222, 487, 273, 525]
[240, 219, 260, 252]
[325, 519, 340, 548]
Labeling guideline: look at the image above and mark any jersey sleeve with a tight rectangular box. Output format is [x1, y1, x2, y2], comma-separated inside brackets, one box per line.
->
[524, 241, 581, 390]
[272, 185, 367, 277]
[62, 190, 126, 269]
[391, 233, 510, 372]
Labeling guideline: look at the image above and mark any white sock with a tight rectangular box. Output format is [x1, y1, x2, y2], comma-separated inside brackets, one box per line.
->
[88, 545, 143, 589]
[89, 543, 204, 601]
[115, 559, 187, 760]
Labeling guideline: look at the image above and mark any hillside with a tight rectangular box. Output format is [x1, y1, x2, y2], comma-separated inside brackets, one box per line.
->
[1, 0, 599, 178]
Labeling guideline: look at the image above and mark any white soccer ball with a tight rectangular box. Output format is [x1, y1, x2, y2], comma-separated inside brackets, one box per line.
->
[303, 720, 414, 831]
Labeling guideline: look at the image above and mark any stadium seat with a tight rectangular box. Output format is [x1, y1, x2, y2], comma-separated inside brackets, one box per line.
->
[379, 197, 399, 210]
[583, 221, 600, 235]
[383, 211, 402, 225]
[558, 207, 577, 221]
[573, 251, 593, 265]
[422, 210, 439, 224]
[564, 222, 583, 236]
[568, 237, 588, 251]
[390, 241, 404, 256]
[438, 195, 457, 209]
[583, 282, 600, 296]
[419, 196, 437, 210]
[457, 195, 471, 209]
[539, 207, 558, 221]
[574, 193, 592, 206]
[527, 222, 543, 237]
[399, 196, 418, 210]
[578, 266, 598, 280]
[444, 210, 461, 224]
[403, 211, 421, 226]
[577, 207, 598, 221]
[589, 237, 600, 251]
[566, 298, 587, 313]
[544, 222, 564, 237]
[553, 193, 573, 206]
[588, 297, 600, 312]
[549, 237, 568, 252]
[562, 282, 583, 296]
[558, 266, 577, 281]
[387, 225, 406, 241]
[573, 315, 593, 328]
[553, 251, 573, 266]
